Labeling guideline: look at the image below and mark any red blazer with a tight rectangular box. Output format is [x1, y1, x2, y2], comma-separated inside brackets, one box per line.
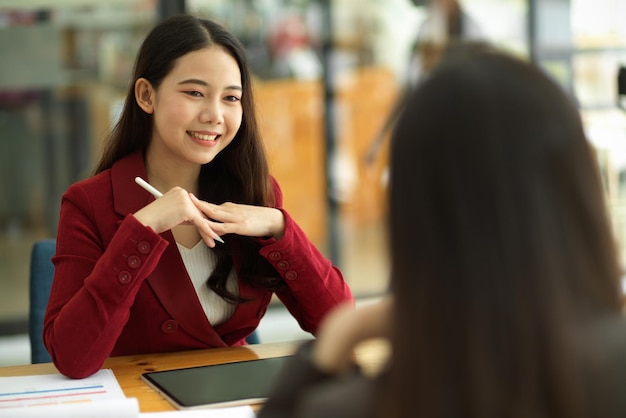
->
[44, 152, 353, 378]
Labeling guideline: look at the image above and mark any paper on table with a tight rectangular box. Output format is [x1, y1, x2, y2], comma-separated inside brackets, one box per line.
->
[0, 397, 140, 417]
[0, 369, 127, 409]
[140, 405, 256, 418]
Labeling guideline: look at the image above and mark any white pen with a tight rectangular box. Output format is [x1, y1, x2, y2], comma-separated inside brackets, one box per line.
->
[134, 176, 224, 244]
[135, 176, 163, 198]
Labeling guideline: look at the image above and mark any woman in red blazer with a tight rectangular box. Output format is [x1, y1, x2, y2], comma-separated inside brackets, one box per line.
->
[43, 15, 353, 379]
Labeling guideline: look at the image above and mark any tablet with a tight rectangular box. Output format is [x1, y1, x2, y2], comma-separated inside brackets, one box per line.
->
[141, 355, 291, 409]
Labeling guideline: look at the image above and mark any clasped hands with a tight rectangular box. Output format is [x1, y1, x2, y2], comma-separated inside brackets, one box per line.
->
[133, 186, 285, 247]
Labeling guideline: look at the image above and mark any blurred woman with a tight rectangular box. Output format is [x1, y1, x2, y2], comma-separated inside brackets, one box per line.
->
[259, 43, 626, 418]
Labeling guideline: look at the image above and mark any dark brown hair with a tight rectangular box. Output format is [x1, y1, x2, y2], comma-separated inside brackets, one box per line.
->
[95, 15, 283, 299]
[384, 43, 622, 418]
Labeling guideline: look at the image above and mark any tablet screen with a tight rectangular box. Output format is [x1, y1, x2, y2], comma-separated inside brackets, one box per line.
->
[141, 356, 290, 409]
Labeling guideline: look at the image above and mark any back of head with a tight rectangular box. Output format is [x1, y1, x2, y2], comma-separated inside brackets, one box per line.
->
[384, 43, 622, 418]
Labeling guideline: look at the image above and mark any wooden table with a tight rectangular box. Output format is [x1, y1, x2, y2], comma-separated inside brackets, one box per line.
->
[0, 339, 390, 412]
[0, 341, 298, 412]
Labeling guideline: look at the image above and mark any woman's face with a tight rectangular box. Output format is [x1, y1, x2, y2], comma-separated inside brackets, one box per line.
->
[140, 45, 243, 167]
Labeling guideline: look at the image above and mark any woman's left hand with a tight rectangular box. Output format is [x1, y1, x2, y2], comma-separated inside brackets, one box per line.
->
[190, 193, 285, 240]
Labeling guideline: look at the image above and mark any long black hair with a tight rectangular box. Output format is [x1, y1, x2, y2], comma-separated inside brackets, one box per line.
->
[383, 43, 622, 418]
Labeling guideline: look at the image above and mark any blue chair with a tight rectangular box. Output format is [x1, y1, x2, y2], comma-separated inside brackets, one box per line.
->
[29, 239, 56, 364]
[28, 239, 260, 364]
[246, 329, 261, 344]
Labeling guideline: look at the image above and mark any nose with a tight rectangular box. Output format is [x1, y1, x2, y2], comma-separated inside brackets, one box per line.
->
[200, 98, 223, 124]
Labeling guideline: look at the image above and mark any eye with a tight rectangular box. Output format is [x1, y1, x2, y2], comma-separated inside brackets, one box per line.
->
[184, 90, 203, 98]
[224, 95, 241, 103]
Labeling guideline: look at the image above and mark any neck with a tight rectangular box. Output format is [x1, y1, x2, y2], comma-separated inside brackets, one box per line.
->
[144, 148, 201, 195]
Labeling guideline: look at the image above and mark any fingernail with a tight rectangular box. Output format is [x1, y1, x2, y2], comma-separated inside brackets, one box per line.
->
[215, 235, 224, 244]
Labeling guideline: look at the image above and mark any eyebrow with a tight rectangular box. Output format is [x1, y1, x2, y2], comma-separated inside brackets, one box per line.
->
[178, 79, 242, 91]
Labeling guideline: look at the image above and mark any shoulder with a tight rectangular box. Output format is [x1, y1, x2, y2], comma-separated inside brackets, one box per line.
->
[63, 151, 145, 211]
[63, 170, 113, 203]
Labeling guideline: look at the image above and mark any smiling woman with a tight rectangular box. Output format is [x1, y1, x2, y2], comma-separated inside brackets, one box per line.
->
[42, 14, 353, 379]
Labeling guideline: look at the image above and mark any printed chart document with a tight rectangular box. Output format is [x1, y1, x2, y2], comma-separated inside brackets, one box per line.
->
[0, 369, 139, 417]
[0, 369, 254, 417]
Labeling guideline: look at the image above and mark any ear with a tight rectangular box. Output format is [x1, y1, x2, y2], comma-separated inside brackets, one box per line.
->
[135, 78, 155, 114]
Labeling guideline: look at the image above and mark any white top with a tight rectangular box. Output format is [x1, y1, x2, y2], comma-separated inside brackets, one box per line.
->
[177, 241, 239, 326]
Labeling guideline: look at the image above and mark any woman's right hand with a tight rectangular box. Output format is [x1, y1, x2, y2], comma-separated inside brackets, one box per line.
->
[133, 187, 222, 247]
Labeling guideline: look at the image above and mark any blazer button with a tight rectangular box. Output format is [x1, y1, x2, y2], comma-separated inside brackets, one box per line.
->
[118, 271, 132, 284]
[137, 241, 151, 254]
[285, 271, 298, 281]
[268, 251, 281, 260]
[277, 260, 289, 270]
[127, 255, 141, 269]
[161, 320, 179, 334]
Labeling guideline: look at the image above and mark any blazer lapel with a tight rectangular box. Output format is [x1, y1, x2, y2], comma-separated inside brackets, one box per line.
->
[148, 241, 228, 347]
[110, 151, 152, 218]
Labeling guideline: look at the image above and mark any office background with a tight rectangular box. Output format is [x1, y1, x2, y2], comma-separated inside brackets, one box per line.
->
[0, 0, 625, 366]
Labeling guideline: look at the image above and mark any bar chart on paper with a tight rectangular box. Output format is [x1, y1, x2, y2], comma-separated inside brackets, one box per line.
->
[0, 368, 130, 411]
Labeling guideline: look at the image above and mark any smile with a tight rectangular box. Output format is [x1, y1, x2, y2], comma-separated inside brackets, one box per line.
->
[188, 131, 219, 141]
